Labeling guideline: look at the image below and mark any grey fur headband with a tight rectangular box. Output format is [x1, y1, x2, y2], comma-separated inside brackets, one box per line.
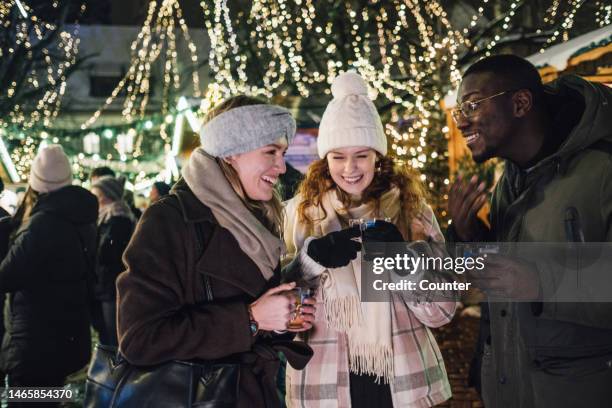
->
[200, 104, 296, 157]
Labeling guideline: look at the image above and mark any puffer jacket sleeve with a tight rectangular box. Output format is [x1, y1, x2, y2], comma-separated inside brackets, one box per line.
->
[0, 214, 60, 292]
[116, 202, 254, 366]
[535, 156, 612, 329]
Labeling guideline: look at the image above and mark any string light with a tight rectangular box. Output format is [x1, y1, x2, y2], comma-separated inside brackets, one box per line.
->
[81, 0, 203, 131]
[201, 0, 465, 179]
[1, 1, 85, 181]
[595, 1, 611, 27]
[540, 0, 586, 52]
[1, 2, 83, 131]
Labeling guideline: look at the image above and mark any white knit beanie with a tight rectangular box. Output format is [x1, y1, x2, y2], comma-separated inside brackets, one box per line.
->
[29, 144, 72, 193]
[317, 71, 387, 158]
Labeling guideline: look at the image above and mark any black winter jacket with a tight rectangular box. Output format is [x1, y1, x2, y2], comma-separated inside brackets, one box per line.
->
[95, 215, 134, 301]
[0, 185, 98, 378]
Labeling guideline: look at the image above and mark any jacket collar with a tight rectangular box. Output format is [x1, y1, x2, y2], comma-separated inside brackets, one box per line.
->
[171, 178, 216, 223]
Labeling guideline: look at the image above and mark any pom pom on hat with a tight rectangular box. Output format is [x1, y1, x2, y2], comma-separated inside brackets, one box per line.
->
[331, 71, 369, 99]
[317, 71, 387, 158]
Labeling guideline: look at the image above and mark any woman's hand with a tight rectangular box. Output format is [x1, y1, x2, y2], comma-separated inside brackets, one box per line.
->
[307, 226, 361, 268]
[250, 282, 318, 332]
[250, 282, 297, 331]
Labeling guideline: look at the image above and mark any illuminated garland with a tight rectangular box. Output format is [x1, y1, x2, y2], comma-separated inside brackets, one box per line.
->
[0, 1, 83, 128]
[80, 0, 203, 132]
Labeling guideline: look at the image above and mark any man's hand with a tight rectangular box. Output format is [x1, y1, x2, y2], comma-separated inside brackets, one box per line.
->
[449, 174, 489, 241]
[307, 226, 361, 268]
[467, 254, 540, 300]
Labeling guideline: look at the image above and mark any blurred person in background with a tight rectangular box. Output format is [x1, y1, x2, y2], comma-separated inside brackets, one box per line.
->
[148, 181, 171, 204]
[0, 178, 10, 219]
[0, 145, 97, 402]
[90, 176, 136, 347]
[122, 187, 142, 220]
[89, 166, 115, 184]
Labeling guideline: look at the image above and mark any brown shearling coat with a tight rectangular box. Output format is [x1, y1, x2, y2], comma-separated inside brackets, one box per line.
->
[116, 179, 311, 407]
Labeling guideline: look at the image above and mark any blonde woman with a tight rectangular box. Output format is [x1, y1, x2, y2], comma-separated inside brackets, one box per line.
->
[284, 72, 456, 407]
[117, 96, 315, 407]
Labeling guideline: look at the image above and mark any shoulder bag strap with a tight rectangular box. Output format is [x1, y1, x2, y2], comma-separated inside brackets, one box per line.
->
[194, 222, 213, 302]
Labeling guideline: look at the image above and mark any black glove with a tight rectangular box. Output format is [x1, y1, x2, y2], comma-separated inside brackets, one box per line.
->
[362, 220, 404, 243]
[307, 226, 361, 268]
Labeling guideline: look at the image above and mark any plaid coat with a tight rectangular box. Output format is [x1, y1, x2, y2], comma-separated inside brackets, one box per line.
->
[284, 200, 455, 407]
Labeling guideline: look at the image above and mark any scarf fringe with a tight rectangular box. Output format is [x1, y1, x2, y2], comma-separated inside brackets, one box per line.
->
[323, 294, 363, 332]
[348, 342, 394, 384]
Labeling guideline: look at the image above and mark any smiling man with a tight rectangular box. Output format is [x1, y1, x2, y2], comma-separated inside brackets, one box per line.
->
[448, 55, 612, 408]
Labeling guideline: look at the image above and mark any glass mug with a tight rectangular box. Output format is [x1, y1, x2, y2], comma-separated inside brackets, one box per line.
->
[348, 217, 392, 242]
[348, 217, 392, 259]
[348, 217, 392, 233]
[287, 287, 314, 330]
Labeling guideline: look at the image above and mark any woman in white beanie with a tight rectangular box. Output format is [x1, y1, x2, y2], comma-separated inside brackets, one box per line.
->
[0, 145, 97, 395]
[283, 72, 456, 407]
[112, 96, 314, 407]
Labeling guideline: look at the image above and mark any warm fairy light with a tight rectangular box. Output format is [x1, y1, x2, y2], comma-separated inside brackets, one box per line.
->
[201, 0, 466, 178]
[1, 1, 85, 180]
[540, 0, 585, 52]
[81, 0, 202, 131]
[3, 1, 600, 187]
[595, 2, 611, 26]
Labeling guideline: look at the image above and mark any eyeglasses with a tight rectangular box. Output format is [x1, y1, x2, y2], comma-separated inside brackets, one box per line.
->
[451, 90, 514, 124]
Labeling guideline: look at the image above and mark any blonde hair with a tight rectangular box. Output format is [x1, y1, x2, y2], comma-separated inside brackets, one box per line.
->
[205, 95, 284, 235]
[10, 187, 40, 242]
[297, 154, 427, 236]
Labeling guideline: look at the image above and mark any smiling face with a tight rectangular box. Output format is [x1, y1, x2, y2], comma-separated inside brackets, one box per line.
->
[225, 140, 288, 201]
[456, 72, 517, 163]
[326, 146, 377, 197]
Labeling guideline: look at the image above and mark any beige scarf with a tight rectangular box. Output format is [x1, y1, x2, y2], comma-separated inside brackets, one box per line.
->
[290, 188, 407, 382]
[182, 148, 282, 280]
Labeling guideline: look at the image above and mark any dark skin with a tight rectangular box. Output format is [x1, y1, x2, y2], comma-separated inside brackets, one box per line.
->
[450, 71, 550, 241]
[449, 71, 550, 299]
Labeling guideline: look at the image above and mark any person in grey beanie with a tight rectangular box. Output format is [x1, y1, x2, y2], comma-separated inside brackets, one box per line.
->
[90, 176, 135, 347]
[103, 96, 314, 408]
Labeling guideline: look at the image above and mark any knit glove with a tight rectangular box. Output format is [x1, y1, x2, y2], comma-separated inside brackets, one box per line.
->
[307, 226, 361, 268]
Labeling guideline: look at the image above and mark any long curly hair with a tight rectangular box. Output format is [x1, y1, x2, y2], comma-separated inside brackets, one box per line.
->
[296, 153, 427, 237]
[204, 95, 285, 236]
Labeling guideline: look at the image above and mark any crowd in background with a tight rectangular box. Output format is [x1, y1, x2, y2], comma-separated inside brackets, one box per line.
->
[0, 154, 171, 407]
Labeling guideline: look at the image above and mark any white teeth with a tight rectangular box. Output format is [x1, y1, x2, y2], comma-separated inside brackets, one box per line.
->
[261, 175, 277, 185]
[343, 175, 363, 184]
[465, 133, 480, 145]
